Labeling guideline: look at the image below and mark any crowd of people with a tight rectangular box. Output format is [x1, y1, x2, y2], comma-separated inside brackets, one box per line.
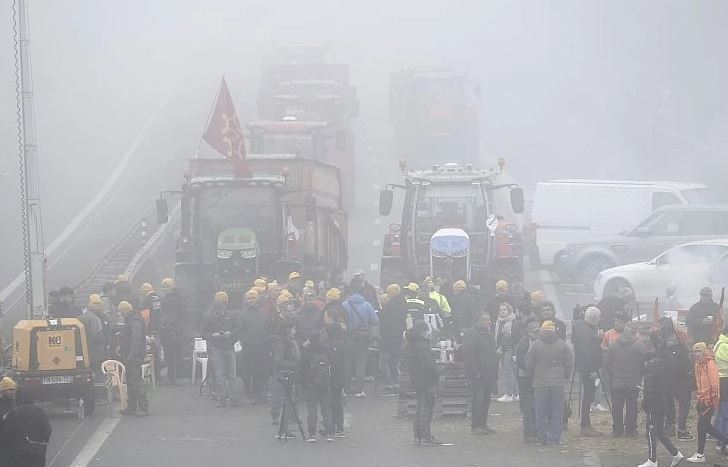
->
[6, 271, 728, 466]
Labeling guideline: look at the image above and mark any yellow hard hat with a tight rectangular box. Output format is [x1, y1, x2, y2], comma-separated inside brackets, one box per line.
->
[541, 320, 556, 332]
[386, 284, 401, 296]
[404, 282, 419, 293]
[115, 274, 129, 284]
[117, 301, 134, 314]
[279, 290, 293, 300]
[530, 290, 544, 302]
[245, 289, 259, 299]
[495, 280, 509, 292]
[214, 291, 229, 304]
[304, 280, 315, 289]
[140, 283, 154, 295]
[289, 271, 300, 280]
[161, 277, 174, 289]
[0, 376, 17, 393]
[276, 294, 291, 305]
[88, 294, 105, 312]
[267, 282, 280, 292]
[253, 278, 267, 288]
[453, 280, 467, 291]
[325, 288, 341, 301]
[252, 285, 266, 295]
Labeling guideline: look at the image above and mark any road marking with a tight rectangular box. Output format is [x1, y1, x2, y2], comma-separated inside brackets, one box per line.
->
[47, 419, 87, 467]
[68, 417, 120, 467]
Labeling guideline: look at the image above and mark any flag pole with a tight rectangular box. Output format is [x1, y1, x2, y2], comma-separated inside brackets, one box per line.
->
[195, 76, 225, 159]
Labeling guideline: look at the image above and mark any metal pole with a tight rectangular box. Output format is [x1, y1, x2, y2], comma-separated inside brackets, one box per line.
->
[16, 0, 47, 318]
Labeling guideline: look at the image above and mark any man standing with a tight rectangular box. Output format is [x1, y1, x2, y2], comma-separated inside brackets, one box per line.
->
[571, 306, 603, 437]
[342, 285, 379, 397]
[686, 287, 720, 346]
[607, 322, 648, 437]
[240, 289, 272, 404]
[0, 377, 17, 467]
[118, 300, 149, 416]
[201, 291, 243, 408]
[424, 276, 451, 319]
[296, 288, 325, 345]
[405, 320, 441, 445]
[450, 280, 479, 334]
[379, 284, 408, 390]
[350, 269, 381, 311]
[540, 301, 567, 341]
[79, 294, 107, 378]
[526, 321, 573, 446]
[462, 313, 498, 435]
[4, 389, 52, 467]
[516, 322, 541, 442]
[160, 277, 187, 385]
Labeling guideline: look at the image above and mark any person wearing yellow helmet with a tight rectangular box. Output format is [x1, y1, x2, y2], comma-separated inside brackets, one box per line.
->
[424, 276, 451, 319]
[159, 277, 187, 385]
[79, 294, 106, 380]
[201, 291, 243, 407]
[323, 288, 347, 328]
[450, 280, 478, 333]
[118, 300, 149, 416]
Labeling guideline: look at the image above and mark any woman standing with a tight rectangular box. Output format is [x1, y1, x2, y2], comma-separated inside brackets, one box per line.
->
[686, 342, 728, 463]
[495, 303, 519, 402]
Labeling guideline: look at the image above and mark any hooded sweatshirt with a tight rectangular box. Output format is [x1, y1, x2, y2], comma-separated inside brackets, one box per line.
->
[526, 329, 573, 388]
[695, 352, 720, 414]
[713, 333, 728, 378]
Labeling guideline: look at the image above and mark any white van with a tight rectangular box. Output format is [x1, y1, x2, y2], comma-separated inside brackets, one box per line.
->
[530, 179, 706, 266]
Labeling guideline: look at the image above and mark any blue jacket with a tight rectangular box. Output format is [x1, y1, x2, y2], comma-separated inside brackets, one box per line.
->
[342, 293, 379, 330]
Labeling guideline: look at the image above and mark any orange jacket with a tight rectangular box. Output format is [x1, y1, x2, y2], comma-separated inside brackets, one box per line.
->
[695, 353, 720, 414]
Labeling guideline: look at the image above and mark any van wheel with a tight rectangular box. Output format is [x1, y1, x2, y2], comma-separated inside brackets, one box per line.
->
[578, 256, 614, 290]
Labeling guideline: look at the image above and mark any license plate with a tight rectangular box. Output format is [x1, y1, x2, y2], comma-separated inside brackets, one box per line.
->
[42, 375, 73, 385]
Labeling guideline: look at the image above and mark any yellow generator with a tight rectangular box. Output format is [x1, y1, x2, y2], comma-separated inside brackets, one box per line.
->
[11, 318, 95, 416]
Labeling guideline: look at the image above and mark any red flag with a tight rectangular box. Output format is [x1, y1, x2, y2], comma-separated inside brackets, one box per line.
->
[202, 78, 249, 177]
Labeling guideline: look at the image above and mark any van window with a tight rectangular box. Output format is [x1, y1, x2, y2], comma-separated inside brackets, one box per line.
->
[679, 211, 728, 235]
[652, 192, 681, 210]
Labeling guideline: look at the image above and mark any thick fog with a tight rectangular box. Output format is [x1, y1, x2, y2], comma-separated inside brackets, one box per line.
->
[1, 0, 727, 287]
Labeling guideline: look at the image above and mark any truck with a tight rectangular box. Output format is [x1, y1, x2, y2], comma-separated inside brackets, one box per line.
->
[157, 154, 347, 312]
[378, 162, 525, 292]
[390, 68, 480, 167]
[257, 45, 358, 205]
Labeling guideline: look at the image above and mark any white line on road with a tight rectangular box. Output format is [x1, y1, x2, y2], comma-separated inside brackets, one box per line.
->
[47, 419, 87, 467]
[68, 417, 120, 467]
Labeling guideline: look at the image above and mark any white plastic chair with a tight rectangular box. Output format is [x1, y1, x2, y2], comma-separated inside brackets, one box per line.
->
[101, 360, 127, 412]
[191, 338, 208, 385]
[142, 352, 156, 388]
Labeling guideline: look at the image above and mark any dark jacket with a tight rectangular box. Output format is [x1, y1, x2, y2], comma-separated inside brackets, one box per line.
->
[686, 300, 720, 344]
[120, 312, 146, 363]
[571, 320, 602, 373]
[526, 331, 573, 388]
[597, 296, 626, 332]
[299, 337, 331, 399]
[323, 300, 348, 327]
[461, 324, 498, 381]
[451, 289, 479, 331]
[295, 305, 324, 344]
[404, 329, 439, 391]
[656, 334, 692, 393]
[642, 357, 666, 413]
[324, 323, 348, 388]
[0, 400, 14, 467]
[540, 317, 567, 341]
[270, 334, 300, 374]
[379, 295, 409, 355]
[240, 304, 273, 352]
[607, 331, 649, 389]
[141, 291, 162, 334]
[200, 305, 240, 351]
[5, 402, 52, 467]
[161, 289, 187, 337]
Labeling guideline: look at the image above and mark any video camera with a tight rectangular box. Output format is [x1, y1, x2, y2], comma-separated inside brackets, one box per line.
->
[277, 370, 295, 389]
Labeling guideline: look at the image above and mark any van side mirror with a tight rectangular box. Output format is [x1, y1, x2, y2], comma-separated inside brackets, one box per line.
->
[156, 198, 169, 224]
[510, 188, 524, 214]
[379, 190, 394, 216]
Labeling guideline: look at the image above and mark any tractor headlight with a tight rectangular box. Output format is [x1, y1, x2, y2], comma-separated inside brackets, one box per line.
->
[217, 249, 233, 259]
[240, 249, 257, 259]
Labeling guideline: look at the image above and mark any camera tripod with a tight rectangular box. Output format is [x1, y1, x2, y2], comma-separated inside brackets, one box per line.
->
[277, 377, 306, 442]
